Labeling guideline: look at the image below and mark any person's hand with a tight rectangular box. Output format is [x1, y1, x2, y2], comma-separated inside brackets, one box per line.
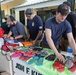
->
[26, 38, 30, 41]
[32, 40, 36, 45]
[56, 52, 66, 63]
[3, 34, 7, 39]
[9, 37, 14, 40]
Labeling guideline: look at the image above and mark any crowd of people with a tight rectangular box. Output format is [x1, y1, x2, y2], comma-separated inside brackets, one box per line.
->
[1, 1, 76, 63]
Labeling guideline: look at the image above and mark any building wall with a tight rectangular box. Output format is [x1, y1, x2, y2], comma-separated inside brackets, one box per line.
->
[1, 0, 26, 18]
[2, 0, 76, 22]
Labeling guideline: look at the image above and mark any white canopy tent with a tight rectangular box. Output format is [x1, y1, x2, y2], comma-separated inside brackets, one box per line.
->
[15, 0, 67, 11]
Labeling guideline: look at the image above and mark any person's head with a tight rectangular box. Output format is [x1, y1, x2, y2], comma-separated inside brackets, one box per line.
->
[51, 9, 56, 17]
[4, 14, 9, 21]
[56, 4, 69, 23]
[25, 8, 34, 19]
[63, 1, 71, 11]
[7, 16, 16, 25]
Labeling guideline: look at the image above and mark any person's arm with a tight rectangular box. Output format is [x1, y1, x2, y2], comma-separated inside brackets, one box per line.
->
[27, 29, 30, 40]
[67, 32, 76, 53]
[9, 35, 24, 40]
[14, 22, 27, 40]
[7, 31, 12, 38]
[32, 16, 43, 44]
[3, 34, 8, 39]
[33, 30, 42, 44]
[45, 28, 65, 63]
[13, 35, 23, 40]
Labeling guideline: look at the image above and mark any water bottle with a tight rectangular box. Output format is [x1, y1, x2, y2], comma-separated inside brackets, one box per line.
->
[67, 46, 73, 57]
[66, 46, 73, 68]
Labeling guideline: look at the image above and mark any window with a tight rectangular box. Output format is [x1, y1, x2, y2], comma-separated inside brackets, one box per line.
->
[10, 8, 15, 17]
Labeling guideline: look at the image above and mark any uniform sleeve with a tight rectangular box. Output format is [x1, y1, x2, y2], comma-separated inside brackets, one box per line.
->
[45, 18, 52, 29]
[37, 16, 43, 30]
[16, 23, 26, 36]
[65, 21, 72, 34]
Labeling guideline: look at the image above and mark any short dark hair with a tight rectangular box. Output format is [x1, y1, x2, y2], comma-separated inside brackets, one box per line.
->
[4, 15, 9, 20]
[25, 8, 33, 17]
[4, 17, 7, 20]
[51, 9, 56, 15]
[9, 16, 15, 22]
[63, 1, 71, 7]
[57, 4, 69, 15]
